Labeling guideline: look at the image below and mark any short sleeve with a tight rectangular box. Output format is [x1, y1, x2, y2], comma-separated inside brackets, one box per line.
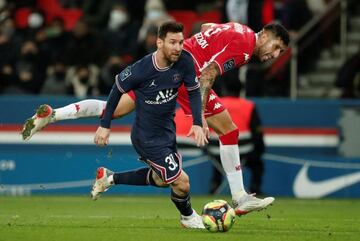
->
[213, 40, 251, 75]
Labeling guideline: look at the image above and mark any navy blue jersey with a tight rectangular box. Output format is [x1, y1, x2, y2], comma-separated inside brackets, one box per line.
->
[115, 51, 200, 155]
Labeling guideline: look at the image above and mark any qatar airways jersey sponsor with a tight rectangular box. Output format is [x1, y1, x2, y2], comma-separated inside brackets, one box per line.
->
[184, 22, 256, 75]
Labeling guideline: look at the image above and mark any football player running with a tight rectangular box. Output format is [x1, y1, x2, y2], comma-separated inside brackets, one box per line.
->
[93, 21, 207, 228]
[22, 22, 289, 216]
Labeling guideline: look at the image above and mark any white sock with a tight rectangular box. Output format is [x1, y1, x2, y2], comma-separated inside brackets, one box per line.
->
[53, 99, 106, 122]
[219, 142, 247, 200]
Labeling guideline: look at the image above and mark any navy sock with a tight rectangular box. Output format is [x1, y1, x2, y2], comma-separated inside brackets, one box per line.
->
[171, 189, 193, 216]
[113, 167, 151, 186]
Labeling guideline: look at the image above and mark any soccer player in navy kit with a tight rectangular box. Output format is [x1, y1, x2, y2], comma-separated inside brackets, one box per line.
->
[91, 22, 208, 229]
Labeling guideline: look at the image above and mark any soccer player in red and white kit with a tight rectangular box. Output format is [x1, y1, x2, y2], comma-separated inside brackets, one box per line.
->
[22, 22, 289, 215]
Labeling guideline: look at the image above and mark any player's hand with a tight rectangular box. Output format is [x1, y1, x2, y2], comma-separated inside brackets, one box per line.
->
[202, 115, 211, 139]
[94, 126, 110, 147]
[187, 125, 208, 147]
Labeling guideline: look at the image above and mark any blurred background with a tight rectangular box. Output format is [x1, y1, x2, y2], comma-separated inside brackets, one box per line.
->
[0, 0, 359, 198]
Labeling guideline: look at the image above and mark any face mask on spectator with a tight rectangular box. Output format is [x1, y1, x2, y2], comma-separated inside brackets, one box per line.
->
[23, 53, 37, 61]
[28, 13, 44, 29]
[54, 71, 66, 81]
[79, 77, 89, 84]
[146, 9, 163, 20]
[108, 10, 129, 31]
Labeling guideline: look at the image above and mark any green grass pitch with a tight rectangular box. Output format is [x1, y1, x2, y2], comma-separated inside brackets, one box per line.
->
[0, 196, 359, 241]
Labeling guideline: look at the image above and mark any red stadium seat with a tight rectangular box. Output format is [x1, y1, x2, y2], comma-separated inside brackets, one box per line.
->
[37, 0, 63, 24]
[14, 7, 32, 28]
[168, 10, 198, 38]
[198, 10, 222, 24]
[61, 9, 83, 31]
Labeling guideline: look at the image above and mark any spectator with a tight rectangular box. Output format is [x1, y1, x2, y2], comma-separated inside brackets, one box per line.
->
[335, 49, 360, 98]
[174, 79, 266, 195]
[41, 61, 68, 95]
[225, 0, 264, 32]
[135, 24, 157, 60]
[99, 55, 126, 95]
[208, 97, 265, 195]
[0, 17, 19, 93]
[35, 17, 70, 64]
[4, 40, 47, 94]
[101, 1, 140, 57]
[62, 19, 106, 66]
[66, 64, 100, 98]
[281, 0, 312, 39]
[138, 0, 172, 42]
[81, 0, 113, 32]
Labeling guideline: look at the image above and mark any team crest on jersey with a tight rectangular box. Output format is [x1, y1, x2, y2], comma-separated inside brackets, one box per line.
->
[223, 59, 235, 72]
[173, 74, 181, 82]
[119, 66, 132, 81]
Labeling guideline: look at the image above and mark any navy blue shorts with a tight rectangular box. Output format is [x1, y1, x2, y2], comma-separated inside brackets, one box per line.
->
[138, 151, 183, 184]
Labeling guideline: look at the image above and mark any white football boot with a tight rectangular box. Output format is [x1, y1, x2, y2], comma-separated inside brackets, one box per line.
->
[91, 167, 114, 200]
[21, 104, 54, 141]
[180, 209, 205, 229]
[233, 194, 275, 216]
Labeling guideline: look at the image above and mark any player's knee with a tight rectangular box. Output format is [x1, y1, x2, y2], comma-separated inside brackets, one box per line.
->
[207, 111, 238, 135]
[151, 171, 169, 187]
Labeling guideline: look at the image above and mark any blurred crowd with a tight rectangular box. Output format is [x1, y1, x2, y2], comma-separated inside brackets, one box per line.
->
[0, 0, 348, 98]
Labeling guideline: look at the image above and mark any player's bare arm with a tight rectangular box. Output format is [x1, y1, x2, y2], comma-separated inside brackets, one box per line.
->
[199, 62, 220, 111]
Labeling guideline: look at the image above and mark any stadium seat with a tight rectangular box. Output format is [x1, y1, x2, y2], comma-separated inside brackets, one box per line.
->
[37, 0, 63, 24]
[14, 7, 32, 28]
[61, 9, 83, 31]
[198, 11, 222, 24]
[168, 10, 198, 38]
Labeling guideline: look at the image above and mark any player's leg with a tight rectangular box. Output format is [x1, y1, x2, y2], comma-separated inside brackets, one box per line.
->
[170, 171, 204, 229]
[90, 165, 169, 200]
[146, 151, 203, 229]
[21, 93, 136, 140]
[179, 88, 274, 215]
[205, 110, 246, 196]
[206, 107, 274, 215]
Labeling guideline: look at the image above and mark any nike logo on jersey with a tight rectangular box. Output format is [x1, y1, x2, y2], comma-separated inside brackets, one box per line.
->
[293, 164, 360, 198]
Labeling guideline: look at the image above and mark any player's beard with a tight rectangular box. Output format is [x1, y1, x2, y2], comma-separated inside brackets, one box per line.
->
[164, 50, 181, 64]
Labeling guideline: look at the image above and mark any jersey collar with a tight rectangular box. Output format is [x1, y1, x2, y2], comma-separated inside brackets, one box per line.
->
[152, 52, 173, 72]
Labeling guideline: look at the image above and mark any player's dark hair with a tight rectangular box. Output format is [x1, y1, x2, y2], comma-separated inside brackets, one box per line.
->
[158, 21, 184, 40]
[263, 22, 290, 46]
